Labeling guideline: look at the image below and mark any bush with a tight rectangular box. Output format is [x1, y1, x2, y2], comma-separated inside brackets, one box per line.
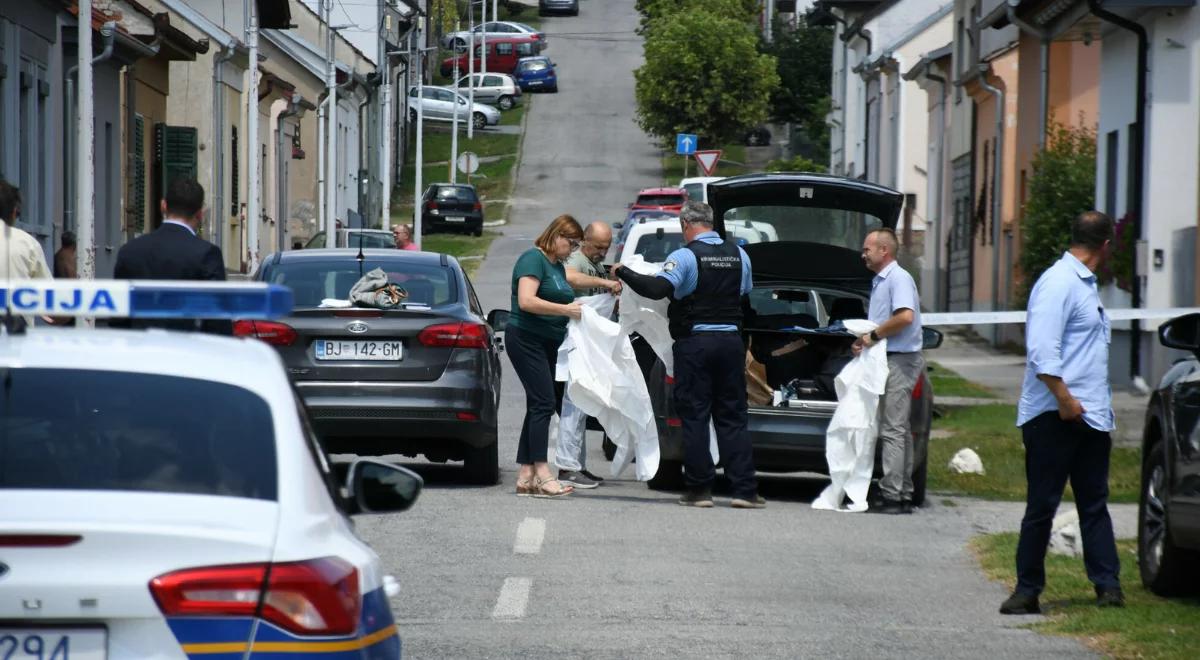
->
[1017, 121, 1096, 306]
[766, 155, 827, 173]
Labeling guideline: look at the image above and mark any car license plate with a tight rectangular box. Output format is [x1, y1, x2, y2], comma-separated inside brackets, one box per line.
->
[0, 628, 106, 659]
[528, 81, 543, 86]
[315, 340, 403, 361]
[444, 216, 465, 223]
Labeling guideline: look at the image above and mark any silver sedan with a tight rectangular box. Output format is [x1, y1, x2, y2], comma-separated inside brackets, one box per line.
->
[406, 85, 501, 130]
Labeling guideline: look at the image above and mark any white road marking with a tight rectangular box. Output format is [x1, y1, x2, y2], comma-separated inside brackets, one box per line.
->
[514, 517, 546, 555]
[492, 577, 532, 620]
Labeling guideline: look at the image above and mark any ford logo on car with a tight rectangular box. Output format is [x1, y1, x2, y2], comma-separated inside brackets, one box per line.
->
[347, 321, 369, 334]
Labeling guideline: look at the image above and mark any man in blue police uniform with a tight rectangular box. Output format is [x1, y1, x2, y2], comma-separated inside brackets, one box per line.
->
[612, 201, 763, 509]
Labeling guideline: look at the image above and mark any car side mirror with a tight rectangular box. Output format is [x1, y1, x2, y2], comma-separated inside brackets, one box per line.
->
[613, 221, 623, 229]
[1159, 313, 1200, 354]
[922, 327, 944, 350]
[487, 309, 510, 332]
[344, 459, 423, 515]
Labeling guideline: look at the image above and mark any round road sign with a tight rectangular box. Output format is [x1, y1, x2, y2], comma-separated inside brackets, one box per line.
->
[457, 151, 480, 175]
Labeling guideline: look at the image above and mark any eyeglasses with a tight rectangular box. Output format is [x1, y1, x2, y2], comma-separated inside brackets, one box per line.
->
[565, 237, 581, 249]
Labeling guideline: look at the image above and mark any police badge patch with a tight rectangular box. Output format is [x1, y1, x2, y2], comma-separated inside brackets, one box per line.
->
[663, 260, 677, 272]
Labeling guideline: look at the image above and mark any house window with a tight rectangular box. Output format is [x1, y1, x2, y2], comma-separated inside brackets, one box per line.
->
[1104, 130, 1118, 217]
[497, 42, 512, 56]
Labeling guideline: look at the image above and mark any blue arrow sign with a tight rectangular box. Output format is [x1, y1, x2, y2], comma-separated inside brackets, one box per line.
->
[675, 133, 697, 155]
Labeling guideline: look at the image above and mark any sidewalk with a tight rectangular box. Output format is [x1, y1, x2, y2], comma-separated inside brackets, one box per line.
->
[933, 328, 1148, 448]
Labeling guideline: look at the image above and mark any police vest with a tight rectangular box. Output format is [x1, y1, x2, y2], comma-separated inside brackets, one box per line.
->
[667, 239, 744, 339]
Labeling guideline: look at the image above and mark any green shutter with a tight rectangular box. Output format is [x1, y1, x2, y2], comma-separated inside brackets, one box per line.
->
[154, 123, 198, 191]
[132, 115, 146, 233]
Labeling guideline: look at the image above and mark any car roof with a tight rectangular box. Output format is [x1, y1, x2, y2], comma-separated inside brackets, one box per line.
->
[626, 218, 681, 232]
[271, 248, 452, 266]
[518, 55, 551, 62]
[679, 177, 723, 186]
[637, 187, 686, 195]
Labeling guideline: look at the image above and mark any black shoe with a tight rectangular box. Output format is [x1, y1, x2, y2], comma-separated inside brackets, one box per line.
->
[999, 591, 1041, 615]
[1096, 588, 1125, 608]
[678, 489, 714, 508]
[871, 499, 912, 515]
[579, 468, 605, 483]
[731, 494, 767, 509]
[901, 499, 914, 514]
[558, 470, 600, 490]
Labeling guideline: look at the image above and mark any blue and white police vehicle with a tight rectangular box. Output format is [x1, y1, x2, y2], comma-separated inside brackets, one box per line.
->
[0, 279, 418, 659]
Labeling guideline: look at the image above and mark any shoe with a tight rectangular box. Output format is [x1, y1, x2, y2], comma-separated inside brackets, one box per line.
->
[731, 495, 767, 509]
[531, 477, 573, 499]
[558, 470, 599, 490]
[579, 468, 605, 483]
[1096, 588, 1125, 608]
[901, 499, 915, 514]
[678, 489, 714, 508]
[870, 499, 912, 515]
[999, 591, 1041, 615]
[515, 478, 535, 497]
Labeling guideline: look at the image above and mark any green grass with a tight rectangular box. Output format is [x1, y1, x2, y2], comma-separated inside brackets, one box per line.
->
[661, 143, 754, 184]
[927, 361, 997, 398]
[420, 232, 498, 277]
[973, 533, 1200, 659]
[413, 129, 519, 164]
[928, 404, 1141, 502]
[500, 98, 529, 126]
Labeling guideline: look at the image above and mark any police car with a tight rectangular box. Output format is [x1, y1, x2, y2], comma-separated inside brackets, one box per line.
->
[0, 280, 419, 659]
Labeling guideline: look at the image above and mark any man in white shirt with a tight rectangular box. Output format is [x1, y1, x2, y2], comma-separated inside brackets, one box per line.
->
[0, 180, 52, 282]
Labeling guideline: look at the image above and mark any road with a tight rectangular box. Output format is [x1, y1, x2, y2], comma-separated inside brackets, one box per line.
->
[356, 2, 1099, 657]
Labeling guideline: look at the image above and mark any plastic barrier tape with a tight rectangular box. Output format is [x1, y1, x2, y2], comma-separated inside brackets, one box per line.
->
[922, 307, 1200, 326]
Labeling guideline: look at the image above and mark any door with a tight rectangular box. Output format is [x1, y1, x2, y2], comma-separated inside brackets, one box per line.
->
[946, 154, 973, 312]
[484, 75, 506, 102]
[1170, 363, 1200, 536]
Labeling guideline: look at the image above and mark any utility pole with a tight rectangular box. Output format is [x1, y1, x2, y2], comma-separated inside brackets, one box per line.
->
[76, 0, 95, 281]
[450, 20, 460, 183]
[413, 27, 425, 249]
[467, 4, 475, 139]
[481, 0, 487, 75]
[246, 0, 261, 273]
[380, 1, 391, 230]
[325, 0, 338, 235]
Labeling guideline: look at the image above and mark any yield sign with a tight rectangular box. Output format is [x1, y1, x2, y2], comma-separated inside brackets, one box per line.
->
[694, 150, 722, 176]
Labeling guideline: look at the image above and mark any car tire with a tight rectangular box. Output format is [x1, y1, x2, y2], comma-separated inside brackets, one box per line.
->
[409, 109, 417, 123]
[473, 226, 483, 237]
[1139, 442, 1200, 595]
[464, 437, 500, 485]
[498, 95, 514, 110]
[472, 112, 486, 130]
[910, 457, 928, 507]
[548, 84, 558, 93]
[647, 459, 685, 491]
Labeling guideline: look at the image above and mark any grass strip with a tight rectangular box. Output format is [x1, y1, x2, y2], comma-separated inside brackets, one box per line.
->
[421, 232, 498, 277]
[927, 361, 997, 398]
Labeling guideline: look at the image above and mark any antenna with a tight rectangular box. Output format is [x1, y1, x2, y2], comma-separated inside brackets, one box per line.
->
[355, 230, 365, 280]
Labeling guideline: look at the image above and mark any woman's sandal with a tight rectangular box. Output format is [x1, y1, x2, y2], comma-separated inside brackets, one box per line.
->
[531, 476, 573, 499]
[516, 478, 535, 497]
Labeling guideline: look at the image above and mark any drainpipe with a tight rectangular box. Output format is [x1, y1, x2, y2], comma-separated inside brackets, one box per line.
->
[276, 94, 302, 251]
[843, 22, 873, 178]
[121, 20, 164, 242]
[65, 21, 117, 245]
[821, 8, 851, 174]
[1004, 0, 1050, 148]
[977, 64, 1005, 329]
[1087, 0, 1148, 389]
[924, 68, 948, 310]
[357, 75, 377, 226]
[212, 45, 236, 248]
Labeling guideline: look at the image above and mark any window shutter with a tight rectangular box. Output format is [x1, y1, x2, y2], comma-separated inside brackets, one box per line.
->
[154, 123, 198, 224]
[132, 114, 146, 233]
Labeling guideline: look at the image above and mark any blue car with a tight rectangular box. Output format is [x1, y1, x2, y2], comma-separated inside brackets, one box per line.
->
[514, 56, 558, 92]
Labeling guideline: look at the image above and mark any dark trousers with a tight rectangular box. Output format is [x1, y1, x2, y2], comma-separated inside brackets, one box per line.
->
[672, 333, 758, 499]
[506, 324, 561, 465]
[1015, 411, 1121, 596]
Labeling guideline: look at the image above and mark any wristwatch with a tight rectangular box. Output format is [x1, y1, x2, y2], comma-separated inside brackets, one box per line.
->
[869, 330, 881, 342]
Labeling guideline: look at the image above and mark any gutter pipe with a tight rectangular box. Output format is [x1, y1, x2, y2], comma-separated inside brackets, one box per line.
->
[212, 45, 237, 248]
[924, 67, 948, 310]
[276, 94, 302, 251]
[1004, 0, 1050, 148]
[977, 64, 1006, 326]
[843, 21, 873, 178]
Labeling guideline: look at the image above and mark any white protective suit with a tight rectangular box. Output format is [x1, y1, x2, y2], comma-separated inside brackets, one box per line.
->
[811, 318, 888, 513]
[556, 294, 661, 481]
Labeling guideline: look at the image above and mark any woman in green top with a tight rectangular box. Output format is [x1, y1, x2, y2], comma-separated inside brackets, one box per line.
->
[508, 214, 584, 498]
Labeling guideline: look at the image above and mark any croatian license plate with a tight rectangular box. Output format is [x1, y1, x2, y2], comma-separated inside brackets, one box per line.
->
[315, 340, 403, 361]
[0, 628, 106, 659]
[528, 80, 543, 86]
[444, 216, 465, 223]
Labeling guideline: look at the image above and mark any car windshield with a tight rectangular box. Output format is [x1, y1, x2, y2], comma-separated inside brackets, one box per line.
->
[520, 60, 549, 72]
[437, 186, 478, 201]
[723, 205, 883, 251]
[637, 194, 685, 206]
[345, 232, 395, 249]
[265, 259, 458, 308]
[682, 183, 704, 200]
[633, 230, 684, 263]
[0, 369, 277, 500]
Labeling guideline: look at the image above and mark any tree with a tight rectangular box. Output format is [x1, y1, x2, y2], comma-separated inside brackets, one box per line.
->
[761, 18, 834, 162]
[635, 0, 758, 33]
[635, 11, 779, 146]
[1018, 121, 1097, 305]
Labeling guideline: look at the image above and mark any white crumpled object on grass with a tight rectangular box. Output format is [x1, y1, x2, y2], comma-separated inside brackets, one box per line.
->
[812, 318, 888, 513]
[556, 294, 661, 481]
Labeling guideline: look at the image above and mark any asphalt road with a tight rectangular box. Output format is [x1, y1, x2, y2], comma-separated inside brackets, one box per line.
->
[355, 2, 1100, 657]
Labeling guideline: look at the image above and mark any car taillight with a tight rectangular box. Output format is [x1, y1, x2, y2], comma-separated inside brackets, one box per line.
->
[149, 558, 360, 636]
[456, 411, 479, 421]
[665, 375, 675, 385]
[427, 201, 438, 210]
[912, 375, 925, 400]
[234, 320, 297, 346]
[473, 201, 482, 211]
[418, 322, 489, 349]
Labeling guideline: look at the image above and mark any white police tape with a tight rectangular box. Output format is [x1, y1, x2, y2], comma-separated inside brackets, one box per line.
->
[923, 307, 1200, 327]
[1, 280, 293, 319]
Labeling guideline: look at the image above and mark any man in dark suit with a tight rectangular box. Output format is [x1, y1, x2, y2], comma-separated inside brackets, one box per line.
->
[112, 177, 232, 334]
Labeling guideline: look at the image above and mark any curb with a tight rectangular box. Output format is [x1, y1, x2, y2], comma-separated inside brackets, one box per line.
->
[502, 96, 533, 227]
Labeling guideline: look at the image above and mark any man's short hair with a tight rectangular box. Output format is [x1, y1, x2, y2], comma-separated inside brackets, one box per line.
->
[870, 227, 900, 255]
[679, 201, 713, 227]
[0, 179, 20, 224]
[1070, 211, 1114, 250]
[164, 177, 205, 219]
[61, 231, 77, 248]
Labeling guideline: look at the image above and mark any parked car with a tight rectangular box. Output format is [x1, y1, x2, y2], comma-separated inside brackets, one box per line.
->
[305, 228, 395, 250]
[440, 35, 542, 77]
[1138, 312, 1200, 595]
[629, 187, 688, 213]
[246, 249, 505, 484]
[613, 211, 677, 258]
[421, 183, 485, 236]
[540, 0, 580, 16]
[442, 21, 546, 50]
[406, 85, 501, 130]
[616, 218, 684, 265]
[678, 176, 724, 203]
[624, 173, 942, 505]
[455, 72, 522, 110]
[513, 56, 558, 92]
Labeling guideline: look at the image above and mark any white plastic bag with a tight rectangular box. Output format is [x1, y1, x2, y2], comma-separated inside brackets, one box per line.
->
[812, 319, 888, 513]
[617, 255, 675, 377]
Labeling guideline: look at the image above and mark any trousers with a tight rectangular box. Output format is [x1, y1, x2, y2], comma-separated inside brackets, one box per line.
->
[506, 324, 561, 465]
[877, 351, 924, 501]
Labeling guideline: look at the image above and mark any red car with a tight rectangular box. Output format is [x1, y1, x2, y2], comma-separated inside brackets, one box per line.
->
[440, 35, 543, 77]
[629, 187, 688, 213]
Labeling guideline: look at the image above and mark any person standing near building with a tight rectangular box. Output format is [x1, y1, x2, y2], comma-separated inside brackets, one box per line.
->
[854, 228, 924, 515]
[556, 221, 622, 489]
[613, 201, 763, 509]
[0, 180, 53, 331]
[54, 231, 78, 279]
[1000, 211, 1122, 615]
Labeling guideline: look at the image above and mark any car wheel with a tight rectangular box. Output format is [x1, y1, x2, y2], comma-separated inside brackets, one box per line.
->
[548, 84, 558, 93]
[409, 109, 417, 123]
[910, 457, 928, 507]
[473, 226, 483, 237]
[647, 459, 685, 491]
[498, 95, 514, 110]
[464, 437, 500, 485]
[472, 112, 486, 130]
[1139, 442, 1200, 595]
[602, 434, 616, 461]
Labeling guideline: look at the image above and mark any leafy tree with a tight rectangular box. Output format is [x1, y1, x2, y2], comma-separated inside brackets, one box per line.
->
[766, 155, 828, 173]
[635, 11, 779, 146]
[761, 19, 834, 162]
[635, 0, 758, 34]
[1017, 121, 1097, 305]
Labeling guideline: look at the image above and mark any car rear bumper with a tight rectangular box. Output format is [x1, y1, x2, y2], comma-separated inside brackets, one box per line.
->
[423, 211, 483, 232]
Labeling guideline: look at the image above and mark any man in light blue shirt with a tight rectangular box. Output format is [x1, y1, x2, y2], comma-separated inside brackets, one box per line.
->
[854, 227, 924, 514]
[1001, 211, 1123, 615]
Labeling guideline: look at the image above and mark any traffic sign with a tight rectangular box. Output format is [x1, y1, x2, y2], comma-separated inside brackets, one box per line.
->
[457, 151, 480, 175]
[675, 133, 697, 155]
[694, 150, 722, 176]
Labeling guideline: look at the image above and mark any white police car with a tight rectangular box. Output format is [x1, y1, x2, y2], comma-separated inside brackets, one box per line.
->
[0, 280, 418, 658]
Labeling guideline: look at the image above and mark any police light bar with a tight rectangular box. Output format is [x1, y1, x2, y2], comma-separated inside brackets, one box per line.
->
[0, 280, 293, 319]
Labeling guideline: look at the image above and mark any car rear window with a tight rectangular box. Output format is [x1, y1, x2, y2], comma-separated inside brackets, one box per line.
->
[637, 194, 685, 206]
[682, 183, 704, 200]
[437, 186, 478, 201]
[723, 206, 882, 251]
[633, 230, 683, 263]
[345, 232, 395, 249]
[0, 369, 277, 499]
[265, 259, 458, 308]
[520, 60, 549, 72]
